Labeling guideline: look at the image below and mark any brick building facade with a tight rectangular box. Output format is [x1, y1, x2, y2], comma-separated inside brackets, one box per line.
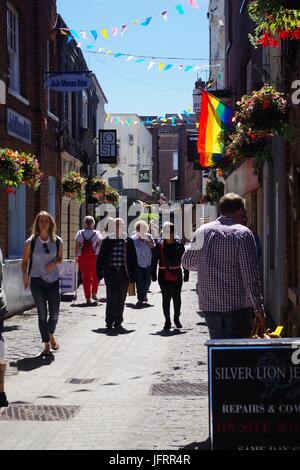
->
[215, 0, 300, 329]
[0, 0, 60, 258]
[145, 118, 201, 204]
[57, 15, 100, 259]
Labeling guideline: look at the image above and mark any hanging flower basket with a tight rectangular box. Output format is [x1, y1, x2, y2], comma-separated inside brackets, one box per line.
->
[104, 187, 120, 207]
[248, 0, 300, 48]
[0, 148, 43, 192]
[61, 171, 87, 202]
[90, 177, 108, 203]
[214, 85, 290, 179]
[0, 149, 23, 189]
[19, 153, 44, 190]
[233, 85, 289, 137]
[203, 177, 225, 205]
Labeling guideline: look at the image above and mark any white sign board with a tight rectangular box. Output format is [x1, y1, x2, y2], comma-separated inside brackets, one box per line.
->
[7, 108, 31, 144]
[193, 89, 202, 115]
[58, 260, 77, 294]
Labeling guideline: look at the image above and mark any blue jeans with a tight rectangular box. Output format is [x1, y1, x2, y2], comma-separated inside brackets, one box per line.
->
[136, 266, 152, 302]
[30, 278, 60, 343]
[203, 308, 255, 339]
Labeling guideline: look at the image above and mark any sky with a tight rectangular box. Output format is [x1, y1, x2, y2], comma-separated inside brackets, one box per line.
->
[56, 0, 209, 117]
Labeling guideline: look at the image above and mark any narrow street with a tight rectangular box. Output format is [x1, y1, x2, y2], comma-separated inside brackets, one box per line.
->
[1, 273, 209, 450]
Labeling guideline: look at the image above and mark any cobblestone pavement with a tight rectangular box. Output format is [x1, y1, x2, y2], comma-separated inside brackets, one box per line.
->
[0, 273, 210, 450]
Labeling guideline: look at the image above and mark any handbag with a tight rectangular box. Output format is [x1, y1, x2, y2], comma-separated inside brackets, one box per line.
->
[160, 242, 180, 282]
[251, 320, 284, 339]
[128, 282, 136, 296]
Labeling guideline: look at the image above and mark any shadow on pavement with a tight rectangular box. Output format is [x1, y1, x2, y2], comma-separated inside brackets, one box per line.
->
[2, 325, 21, 332]
[92, 328, 117, 336]
[134, 303, 154, 309]
[61, 294, 76, 302]
[150, 330, 187, 337]
[10, 354, 55, 372]
[180, 438, 211, 450]
[71, 302, 99, 308]
[114, 328, 135, 335]
[92, 328, 135, 336]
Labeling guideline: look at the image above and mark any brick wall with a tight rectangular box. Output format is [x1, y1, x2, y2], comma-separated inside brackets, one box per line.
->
[225, 0, 263, 100]
[0, 0, 61, 256]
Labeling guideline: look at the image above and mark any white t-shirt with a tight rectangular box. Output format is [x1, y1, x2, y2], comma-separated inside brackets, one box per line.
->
[75, 229, 102, 256]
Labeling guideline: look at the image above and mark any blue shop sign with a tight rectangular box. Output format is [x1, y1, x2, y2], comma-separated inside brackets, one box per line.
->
[7, 108, 31, 144]
[45, 73, 92, 92]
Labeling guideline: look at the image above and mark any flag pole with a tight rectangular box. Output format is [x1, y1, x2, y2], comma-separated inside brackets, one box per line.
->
[199, 87, 235, 113]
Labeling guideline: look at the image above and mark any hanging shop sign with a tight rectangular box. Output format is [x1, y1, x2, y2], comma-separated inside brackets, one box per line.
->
[44, 73, 92, 92]
[98, 129, 117, 164]
[139, 170, 150, 183]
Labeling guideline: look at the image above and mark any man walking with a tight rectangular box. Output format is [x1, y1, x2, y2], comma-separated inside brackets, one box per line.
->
[182, 193, 265, 339]
[97, 218, 138, 330]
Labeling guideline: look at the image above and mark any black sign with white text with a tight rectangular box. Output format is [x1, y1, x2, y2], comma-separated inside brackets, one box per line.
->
[139, 170, 150, 183]
[208, 340, 300, 451]
[99, 129, 117, 164]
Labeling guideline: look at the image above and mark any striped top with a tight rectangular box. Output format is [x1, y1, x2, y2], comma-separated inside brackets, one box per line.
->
[182, 217, 264, 312]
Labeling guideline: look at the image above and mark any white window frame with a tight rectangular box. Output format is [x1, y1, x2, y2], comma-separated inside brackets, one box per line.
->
[46, 41, 51, 113]
[48, 176, 56, 218]
[68, 92, 72, 135]
[7, 3, 20, 94]
[82, 89, 88, 128]
[173, 151, 179, 171]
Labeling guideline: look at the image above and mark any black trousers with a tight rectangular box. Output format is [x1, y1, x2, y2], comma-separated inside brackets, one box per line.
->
[159, 277, 183, 321]
[104, 267, 129, 327]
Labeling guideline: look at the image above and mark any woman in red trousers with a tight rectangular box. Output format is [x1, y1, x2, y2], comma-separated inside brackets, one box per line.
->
[75, 216, 102, 305]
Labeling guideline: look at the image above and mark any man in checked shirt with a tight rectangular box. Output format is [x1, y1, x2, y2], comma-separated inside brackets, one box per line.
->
[182, 193, 266, 339]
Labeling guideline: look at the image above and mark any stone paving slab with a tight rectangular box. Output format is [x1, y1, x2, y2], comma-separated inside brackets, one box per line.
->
[0, 273, 209, 450]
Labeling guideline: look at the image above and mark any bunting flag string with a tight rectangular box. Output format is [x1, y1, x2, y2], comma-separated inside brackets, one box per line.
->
[105, 109, 195, 127]
[83, 47, 221, 74]
[59, 1, 200, 42]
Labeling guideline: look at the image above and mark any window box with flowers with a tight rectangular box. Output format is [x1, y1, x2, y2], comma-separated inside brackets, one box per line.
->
[61, 171, 87, 202]
[0, 148, 43, 193]
[248, 0, 300, 48]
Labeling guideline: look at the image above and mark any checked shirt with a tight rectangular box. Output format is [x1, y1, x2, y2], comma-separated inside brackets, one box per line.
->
[182, 217, 264, 312]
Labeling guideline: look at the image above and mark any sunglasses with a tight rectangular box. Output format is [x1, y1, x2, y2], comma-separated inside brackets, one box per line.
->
[42, 243, 50, 254]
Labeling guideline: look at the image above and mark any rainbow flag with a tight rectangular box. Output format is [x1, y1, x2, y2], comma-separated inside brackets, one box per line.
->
[197, 90, 234, 168]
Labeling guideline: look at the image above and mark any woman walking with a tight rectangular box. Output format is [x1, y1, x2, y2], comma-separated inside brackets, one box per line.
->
[21, 211, 63, 356]
[131, 221, 155, 307]
[75, 216, 102, 304]
[152, 223, 189, 330]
